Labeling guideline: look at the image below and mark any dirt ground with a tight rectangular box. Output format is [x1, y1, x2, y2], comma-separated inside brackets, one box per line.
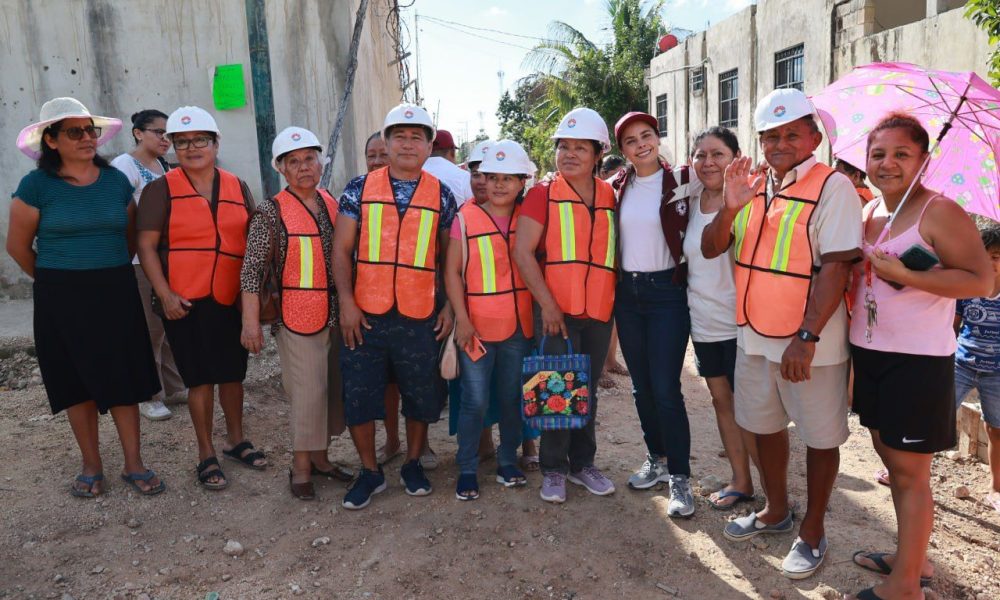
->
[1, 337, 998, 600]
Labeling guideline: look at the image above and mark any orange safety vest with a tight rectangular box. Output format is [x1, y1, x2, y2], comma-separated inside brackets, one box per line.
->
[462, 202, 533, 342]
[856, 186, 875, 204]
[164, 168, 248, 306]
[732, 162, 835, 338]
[543, 173, 617, 322]
[274, 188, 339, 336]
[355, 167, 441, 320]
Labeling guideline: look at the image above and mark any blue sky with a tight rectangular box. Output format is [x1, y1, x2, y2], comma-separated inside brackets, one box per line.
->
[404, 0, 754, 143]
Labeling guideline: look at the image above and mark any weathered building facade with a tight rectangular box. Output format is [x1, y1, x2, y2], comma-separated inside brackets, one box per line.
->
[649, 0, 991, 165]
[0, 0, 405, 287]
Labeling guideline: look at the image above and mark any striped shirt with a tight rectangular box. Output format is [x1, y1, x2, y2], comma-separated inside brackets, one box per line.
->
[13, 168, 133, 270]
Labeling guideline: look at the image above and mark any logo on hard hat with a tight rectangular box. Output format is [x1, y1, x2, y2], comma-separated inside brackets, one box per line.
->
[404, 109, 414, 119]
[567, 118, 577, 128]
[496, 151, 506, 161]
[773, 105, 787, 118]
[180, 115, 192, 125]
[291, 133, 302, 141]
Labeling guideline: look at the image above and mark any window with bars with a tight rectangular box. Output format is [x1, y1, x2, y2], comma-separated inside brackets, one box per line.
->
[718, 69, 738, 128]
[690, 66, 704, 94]
[775, 44, 804, 91]
[655, 93, 668, 136]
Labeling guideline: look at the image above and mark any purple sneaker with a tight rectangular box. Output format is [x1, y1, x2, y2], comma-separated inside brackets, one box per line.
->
[540, 472, 566, 503]
[567, 466, 616, 496]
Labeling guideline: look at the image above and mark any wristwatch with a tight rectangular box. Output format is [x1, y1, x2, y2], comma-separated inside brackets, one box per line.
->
[796, 329, 820, 343]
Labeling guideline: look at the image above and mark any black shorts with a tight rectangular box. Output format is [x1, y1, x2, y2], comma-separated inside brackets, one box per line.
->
[850, 344, 956, 454]
[692, 338, 736, 389]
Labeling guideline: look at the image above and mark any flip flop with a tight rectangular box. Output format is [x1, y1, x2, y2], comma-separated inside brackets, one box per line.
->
[985, 491, 1000, 513]
[70, 473, 104, 498]
[222, 441, 267, 470]
[709, 489, 755, 511]
[873, 468, 890, 486]
[121, 469, 166, 496]
[852, 587, 885, 600]
[852, 550, 932, 586]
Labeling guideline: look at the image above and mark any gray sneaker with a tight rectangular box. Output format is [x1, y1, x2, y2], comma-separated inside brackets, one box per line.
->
[781, 536, 828, 579]
[627, 455, 668, 490]
[666, 474, 695, 518]
[722, 511, 794, 541]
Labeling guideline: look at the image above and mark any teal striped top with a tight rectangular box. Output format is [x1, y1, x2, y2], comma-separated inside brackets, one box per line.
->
[13, 167, 134, 270]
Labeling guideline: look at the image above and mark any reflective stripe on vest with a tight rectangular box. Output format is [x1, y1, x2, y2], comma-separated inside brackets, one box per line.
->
[733, 162, 835, 338]
[542, 173, 617, 322]
[275, 188, 339, 335]
[462, 202, 533, 342]
[164, 168, 248, 306]
[355, 167, 441, 320]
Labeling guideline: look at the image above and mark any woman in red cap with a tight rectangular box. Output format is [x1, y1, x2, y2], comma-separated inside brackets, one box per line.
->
[610, 111, 695, 517]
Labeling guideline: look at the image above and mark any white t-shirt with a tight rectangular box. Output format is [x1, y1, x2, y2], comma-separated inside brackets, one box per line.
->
[111, 153, 166, 264]
[734, 156, 863, 366]
[422, 156, 473, 204]
[618, 169, 675, 273]
[683, 177, 738, 343]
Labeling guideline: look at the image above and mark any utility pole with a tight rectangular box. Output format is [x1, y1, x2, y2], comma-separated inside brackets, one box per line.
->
[414, 10, 422, 105]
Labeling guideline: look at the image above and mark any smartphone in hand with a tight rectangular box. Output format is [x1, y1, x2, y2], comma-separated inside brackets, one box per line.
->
[465, 336, 487, 362]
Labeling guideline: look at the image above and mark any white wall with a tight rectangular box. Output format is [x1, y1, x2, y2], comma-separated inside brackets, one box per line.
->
[0, 0, 400, 287]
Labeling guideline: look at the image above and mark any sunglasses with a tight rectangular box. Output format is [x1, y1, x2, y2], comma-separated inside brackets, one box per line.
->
[57, 125, 102, 141]
[172, 135, 214, 151]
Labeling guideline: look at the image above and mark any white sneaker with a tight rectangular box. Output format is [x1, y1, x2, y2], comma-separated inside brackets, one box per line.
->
[666, 474, 695, 518]
[138, 400, 172, 421]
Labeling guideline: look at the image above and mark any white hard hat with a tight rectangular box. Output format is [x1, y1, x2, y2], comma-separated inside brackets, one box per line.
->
[166, 106, 220, 136]
[551, 107, 610, 152]
[271, 126, 326, 171]
[467, 139, 493, 165]
[478, 139, 535, 176]
[754, 89, 817, 132]
[382, 103, 436, 142]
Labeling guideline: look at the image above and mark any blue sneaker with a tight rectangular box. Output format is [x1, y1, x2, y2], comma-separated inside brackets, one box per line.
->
[342, 467, 386, 510]
[399, 459, 432, 496]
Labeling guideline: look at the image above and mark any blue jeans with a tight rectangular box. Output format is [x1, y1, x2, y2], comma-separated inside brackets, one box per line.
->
[614, 269, 692, 475]
[955, 361, 1000, 427]
[456, 331, 532, 474]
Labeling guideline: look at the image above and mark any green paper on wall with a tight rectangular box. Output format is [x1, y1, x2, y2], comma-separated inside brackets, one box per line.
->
[213, 64, 246, 111]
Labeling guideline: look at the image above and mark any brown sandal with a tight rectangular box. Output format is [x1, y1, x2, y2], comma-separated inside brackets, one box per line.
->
[289, 469, 315, 500]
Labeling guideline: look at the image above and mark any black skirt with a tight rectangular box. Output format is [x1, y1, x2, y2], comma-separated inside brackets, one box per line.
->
[34, 265, 161, 414]
[161, 298, 248, 388]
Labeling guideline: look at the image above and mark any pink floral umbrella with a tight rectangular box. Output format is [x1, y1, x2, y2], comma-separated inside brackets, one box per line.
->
[811, 62, 1000, 221]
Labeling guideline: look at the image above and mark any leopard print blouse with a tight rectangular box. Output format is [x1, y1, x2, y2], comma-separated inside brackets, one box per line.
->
[239, 192, 339, 331]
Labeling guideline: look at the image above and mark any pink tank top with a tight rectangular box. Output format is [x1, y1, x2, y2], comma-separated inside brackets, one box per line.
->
[849, 196, 957, 356]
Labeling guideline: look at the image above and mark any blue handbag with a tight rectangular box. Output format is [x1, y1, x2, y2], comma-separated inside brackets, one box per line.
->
[521, 336, 592, 430]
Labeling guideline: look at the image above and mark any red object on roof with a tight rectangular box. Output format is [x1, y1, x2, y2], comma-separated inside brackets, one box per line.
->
[657, 34, 678, 53]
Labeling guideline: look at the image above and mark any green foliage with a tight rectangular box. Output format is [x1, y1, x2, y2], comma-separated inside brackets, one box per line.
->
[966, 0, 1000, 86]
[495, 0, 666, 171]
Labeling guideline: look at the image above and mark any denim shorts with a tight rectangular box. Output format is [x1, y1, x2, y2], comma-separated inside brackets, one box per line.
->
[340, 312, 445, 426]
[955, 361, 1000, 428]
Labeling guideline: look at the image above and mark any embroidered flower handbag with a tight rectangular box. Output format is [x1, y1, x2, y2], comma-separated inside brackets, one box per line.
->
[521, 337, 592, 430]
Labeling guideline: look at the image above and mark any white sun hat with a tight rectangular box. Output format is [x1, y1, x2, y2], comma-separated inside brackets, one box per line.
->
[16, 97, 123, 160]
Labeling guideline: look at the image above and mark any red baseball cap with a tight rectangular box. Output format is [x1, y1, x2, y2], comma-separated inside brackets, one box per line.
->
[614, 111, 658, 147]
[433, 129, 457, 151]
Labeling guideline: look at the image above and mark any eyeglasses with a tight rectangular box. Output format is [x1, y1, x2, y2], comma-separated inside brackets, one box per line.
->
[59, 125, 102, 141]
[141, 128, 168, 139]
[172, 135, 214, 151]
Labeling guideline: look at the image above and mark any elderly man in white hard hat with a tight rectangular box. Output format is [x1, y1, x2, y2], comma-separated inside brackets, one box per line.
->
[331, 103, 458, 510]
[701, 89, 862, 579]
[137, 106, 266, 491]
[239, 126, 354, 500]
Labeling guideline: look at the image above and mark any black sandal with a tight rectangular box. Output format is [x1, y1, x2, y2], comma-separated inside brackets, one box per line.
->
[222, 441, 267, 470]
[196, 457, 228, 490]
